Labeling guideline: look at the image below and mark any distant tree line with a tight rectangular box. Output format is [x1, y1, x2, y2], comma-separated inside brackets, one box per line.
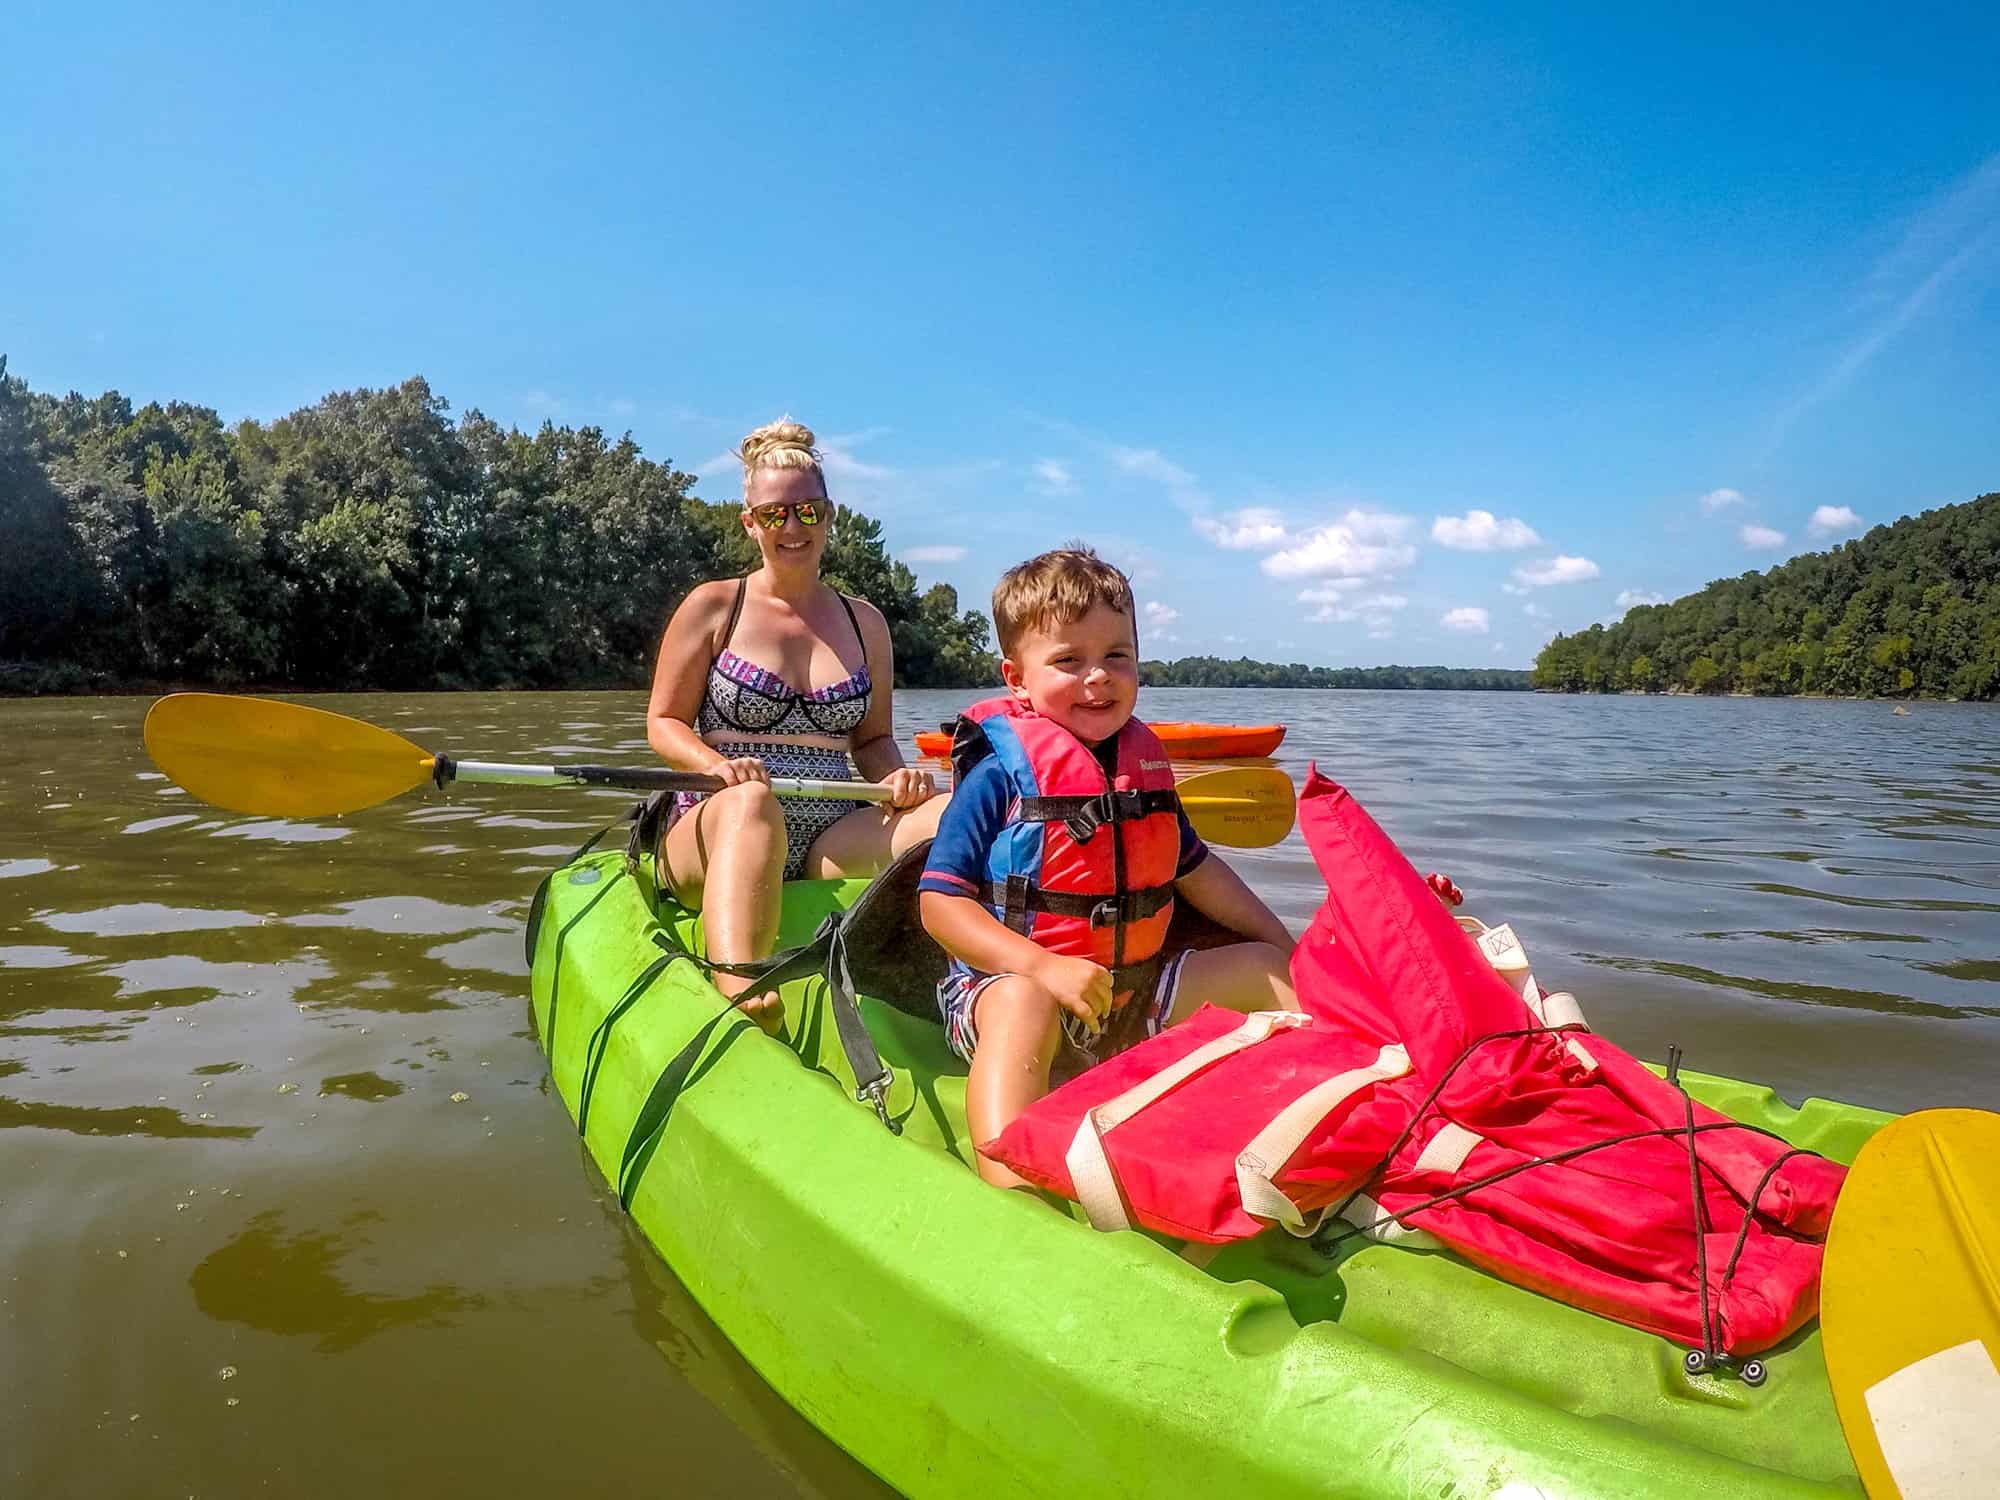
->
[1142, 657, 1530, 690]
[1533, 492, 2000, 700]
[0, 359, 996, 692]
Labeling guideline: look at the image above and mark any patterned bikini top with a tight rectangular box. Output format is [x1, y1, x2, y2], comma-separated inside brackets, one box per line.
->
[695, 577, 874, 739]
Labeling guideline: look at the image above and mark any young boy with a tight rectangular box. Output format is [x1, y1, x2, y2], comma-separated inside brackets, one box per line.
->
[919, 547, 1298, 1189]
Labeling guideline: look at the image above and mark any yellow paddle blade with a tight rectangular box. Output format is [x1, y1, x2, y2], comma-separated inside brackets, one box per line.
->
[143, 693, 438, 817]
[1822, 1108, 2000, 1499]
[1175, 766, 1296, 849]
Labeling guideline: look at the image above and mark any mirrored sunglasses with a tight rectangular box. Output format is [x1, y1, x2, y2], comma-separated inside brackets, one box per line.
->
[749, 501, 826, 530]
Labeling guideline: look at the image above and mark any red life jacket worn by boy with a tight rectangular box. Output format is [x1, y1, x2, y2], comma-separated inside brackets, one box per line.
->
[948, 697, 1182, 989]
[987, 769, 1846, 1357]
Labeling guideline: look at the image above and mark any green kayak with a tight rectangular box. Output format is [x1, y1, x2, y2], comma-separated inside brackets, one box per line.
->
[527, 848, 1889, 1499]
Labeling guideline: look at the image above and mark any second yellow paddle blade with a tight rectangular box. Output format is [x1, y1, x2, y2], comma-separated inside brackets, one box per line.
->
[1176, 767, 1296, 849]
[143, 693, 437, 817]
[1822, 1108, 2000, 1499]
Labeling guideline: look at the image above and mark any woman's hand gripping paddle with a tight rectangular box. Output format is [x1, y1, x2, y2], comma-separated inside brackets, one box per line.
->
[143, 694, 1298, 848]
[1821, 1108, 2000, 1499]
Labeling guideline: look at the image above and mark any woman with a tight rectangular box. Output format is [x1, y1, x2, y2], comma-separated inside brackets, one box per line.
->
[647, 418, 945, 1032]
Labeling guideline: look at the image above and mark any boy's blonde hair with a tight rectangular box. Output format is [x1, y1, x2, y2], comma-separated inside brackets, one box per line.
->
[991, 546, 1136, 657]
[737, 417, 823, 494]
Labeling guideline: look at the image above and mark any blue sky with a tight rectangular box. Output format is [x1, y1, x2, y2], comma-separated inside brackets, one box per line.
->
[4, 2, 1996, 667]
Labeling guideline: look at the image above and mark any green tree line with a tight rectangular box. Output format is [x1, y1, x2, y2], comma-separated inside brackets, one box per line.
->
[1141, 657, 1529, 690]
[1532, 492, 2000, 700]
[0, 360, 995, 692]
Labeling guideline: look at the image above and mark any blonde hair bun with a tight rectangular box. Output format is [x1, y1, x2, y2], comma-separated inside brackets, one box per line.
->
[738, 418, 823, 487]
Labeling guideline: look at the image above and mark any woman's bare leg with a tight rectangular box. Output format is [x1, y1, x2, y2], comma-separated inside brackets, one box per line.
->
[801, 793, 950, 880]
[964, 975, 1064, 1189]
[658, 782, 788, 1032]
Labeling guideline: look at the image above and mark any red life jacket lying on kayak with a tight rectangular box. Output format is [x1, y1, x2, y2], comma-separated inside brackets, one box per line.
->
[986, 769, 1847, 1357]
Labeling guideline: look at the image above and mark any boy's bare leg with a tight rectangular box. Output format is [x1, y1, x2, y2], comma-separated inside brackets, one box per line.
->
[1166, 942, 1297, 1027]
[965, 975, 1064, 1189]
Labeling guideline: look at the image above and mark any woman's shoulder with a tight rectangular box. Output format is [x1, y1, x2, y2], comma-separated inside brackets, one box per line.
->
[839, 590, 891, 637]
[675, 577, 742, 622]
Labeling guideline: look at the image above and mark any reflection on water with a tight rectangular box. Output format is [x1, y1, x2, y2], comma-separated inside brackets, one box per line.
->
[1, 687, 1996, 1498]
[190, 1209, 485, 1353]
[0, 1092, 260, 1140]
[318, 1071, 405, 1101]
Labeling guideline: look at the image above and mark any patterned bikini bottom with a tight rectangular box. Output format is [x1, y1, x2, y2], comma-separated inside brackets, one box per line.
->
[672, 741, 873, 880]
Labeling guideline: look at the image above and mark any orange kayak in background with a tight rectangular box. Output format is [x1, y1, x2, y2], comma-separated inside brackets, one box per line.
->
[913, 721, 1285, 761]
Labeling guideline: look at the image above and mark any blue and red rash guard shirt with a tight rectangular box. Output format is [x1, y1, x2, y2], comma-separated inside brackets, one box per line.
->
[918, 753, 1209, 906]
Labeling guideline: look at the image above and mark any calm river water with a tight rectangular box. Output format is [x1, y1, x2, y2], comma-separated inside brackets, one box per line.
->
[4, 688, 1997, 1497]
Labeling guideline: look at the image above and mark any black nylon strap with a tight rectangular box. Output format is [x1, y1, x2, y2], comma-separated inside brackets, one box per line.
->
[646, 915, 903, 1135]
[540, 874, 621, 1055]
[577, 954, 674, 1135]
[979, 880, 1175, 926]
[616, 1007, 753, 1209]
[1002, 873, 1031, 934]
[825, 926, 901, 1133]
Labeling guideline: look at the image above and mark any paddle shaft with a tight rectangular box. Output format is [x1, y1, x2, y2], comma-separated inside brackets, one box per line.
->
[442, 756, 1276, 809]
[439, 756, 892, 801]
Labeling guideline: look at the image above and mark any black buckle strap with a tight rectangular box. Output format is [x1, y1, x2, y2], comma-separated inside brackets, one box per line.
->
[979, 880, 1175, 926]
[1016, 788, 1180, 843]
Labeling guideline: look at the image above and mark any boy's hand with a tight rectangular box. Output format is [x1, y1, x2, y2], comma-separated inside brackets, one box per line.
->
[877, 766, 937, 810]
[1032, 952, 1114, 1034]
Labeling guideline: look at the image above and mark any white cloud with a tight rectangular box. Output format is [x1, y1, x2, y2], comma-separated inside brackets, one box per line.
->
[1616, 588, 1667, 610]
[1032, 459, 1074, 495]
[1491, 642, 1508, 655]
[695, 450, 739, 481]
[1107, 442, 1209, 512]
[607, 397, 637, 418]
[1511, 555, 1601, 588]
[1740, 523, 1787, 550]
[1522, 602, 1550, 620]
[1342, 509, 1416, 543]
[1142, 600, 1180, 628]
[1431, 509, 1541, 551]
[1700, 487, 1746, 513]
[819, 441, 892, 483]
[1193, 506, 1289, 550]
[1301, 587, 1407, 627]
[903, 545, 968, 564]
[1111, 445, 1197, 489]
[1441, 606, 1491, 633]
[1261, 510, 1417, 580]
[1807, 504, 1864, 538]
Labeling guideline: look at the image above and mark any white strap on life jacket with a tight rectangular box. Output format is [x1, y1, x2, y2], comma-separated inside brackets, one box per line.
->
[1234, 1044, 1412, 1233]
[1334, 1192, 1445, 1249]
[1065, 1010, 1311, 1232]
[1411, 1118, 1484, 1177]
[1457, 916, 1589, 1030]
